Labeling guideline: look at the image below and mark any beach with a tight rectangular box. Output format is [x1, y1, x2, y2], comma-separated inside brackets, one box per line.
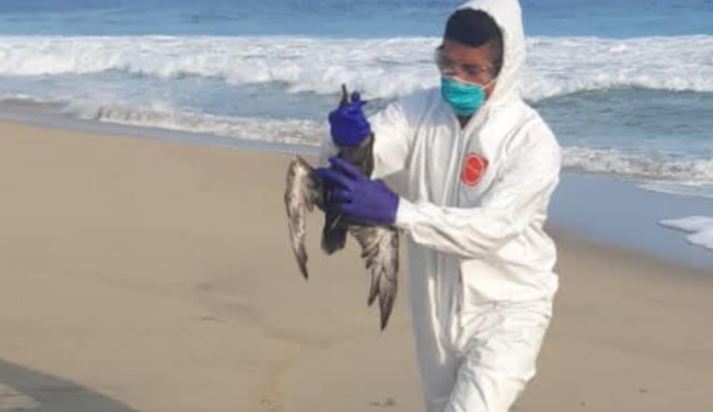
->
[0, 121, 711, 411]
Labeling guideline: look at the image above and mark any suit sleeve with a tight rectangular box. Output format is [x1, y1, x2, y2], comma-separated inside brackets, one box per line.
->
[394, 122, 561, 259]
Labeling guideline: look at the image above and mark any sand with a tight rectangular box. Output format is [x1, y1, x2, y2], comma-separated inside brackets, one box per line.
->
[0, 121, 711, 412]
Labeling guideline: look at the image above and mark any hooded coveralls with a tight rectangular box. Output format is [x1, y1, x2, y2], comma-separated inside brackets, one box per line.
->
[321, 1, 561, 411]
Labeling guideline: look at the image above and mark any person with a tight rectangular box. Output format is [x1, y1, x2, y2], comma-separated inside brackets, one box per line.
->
[316, 0, 561, 411]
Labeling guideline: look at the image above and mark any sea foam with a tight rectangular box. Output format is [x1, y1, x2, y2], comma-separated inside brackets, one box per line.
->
[0, 35, 711, 101]
[660, 216, 713, 252]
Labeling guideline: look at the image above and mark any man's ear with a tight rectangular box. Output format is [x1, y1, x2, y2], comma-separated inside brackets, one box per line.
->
[485, 82, 496, 99]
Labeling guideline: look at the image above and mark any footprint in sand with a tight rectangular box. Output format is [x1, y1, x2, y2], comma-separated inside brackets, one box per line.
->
[369, 397, 397, 408]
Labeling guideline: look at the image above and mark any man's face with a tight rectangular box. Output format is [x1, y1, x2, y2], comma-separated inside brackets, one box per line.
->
[437, 38, 499, 98]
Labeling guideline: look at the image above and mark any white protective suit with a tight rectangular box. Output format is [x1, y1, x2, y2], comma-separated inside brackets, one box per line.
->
[321, 1, 561, 411]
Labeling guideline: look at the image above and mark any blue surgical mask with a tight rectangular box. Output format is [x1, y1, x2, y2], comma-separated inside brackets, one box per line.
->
[440, 76, 490, 117]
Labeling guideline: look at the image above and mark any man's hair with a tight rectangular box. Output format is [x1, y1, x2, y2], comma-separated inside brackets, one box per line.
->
[444, 9, 504, 76]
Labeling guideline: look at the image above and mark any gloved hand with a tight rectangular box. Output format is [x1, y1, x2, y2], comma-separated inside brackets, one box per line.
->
[314, 157, 399, 225]
[328, 91, 371, 147]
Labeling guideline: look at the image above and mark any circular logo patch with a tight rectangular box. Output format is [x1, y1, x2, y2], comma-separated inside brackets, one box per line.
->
[460, 153, 488, 187]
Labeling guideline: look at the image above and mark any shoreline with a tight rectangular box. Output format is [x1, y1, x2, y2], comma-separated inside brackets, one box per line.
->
[0, 110, 710, 272]
[0, 99, 320, 156]
[549, 173, 713, 271]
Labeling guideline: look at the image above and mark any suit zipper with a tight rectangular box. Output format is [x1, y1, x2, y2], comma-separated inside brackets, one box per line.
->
[445, 115, 470, 317]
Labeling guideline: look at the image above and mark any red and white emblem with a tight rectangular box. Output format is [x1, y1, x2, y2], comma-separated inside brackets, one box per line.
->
[460, 152, 488, 187]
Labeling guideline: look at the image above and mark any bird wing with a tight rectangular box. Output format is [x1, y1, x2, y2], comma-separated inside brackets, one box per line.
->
[349, 226, 399, 330]
[284, 156, 320, 279]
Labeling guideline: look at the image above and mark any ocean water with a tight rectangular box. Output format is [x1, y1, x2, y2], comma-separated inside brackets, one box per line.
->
[0, 0, 712, 201]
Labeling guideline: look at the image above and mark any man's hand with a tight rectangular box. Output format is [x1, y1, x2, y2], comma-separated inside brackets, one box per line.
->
[315, 157, 399, 225]
[329, 92, 371, 147]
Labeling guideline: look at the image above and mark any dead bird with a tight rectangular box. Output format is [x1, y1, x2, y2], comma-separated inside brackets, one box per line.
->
[284, 84, 399, 330]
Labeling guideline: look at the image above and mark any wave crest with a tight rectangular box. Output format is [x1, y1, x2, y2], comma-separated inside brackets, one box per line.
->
[81, 103, 326, 145]
[0, 35, 711, 100]
[562, 146, 713, 185]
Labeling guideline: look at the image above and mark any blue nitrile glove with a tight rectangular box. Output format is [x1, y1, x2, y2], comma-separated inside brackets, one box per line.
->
[314, 157, 399, 225]
[328, 91, 371, 147]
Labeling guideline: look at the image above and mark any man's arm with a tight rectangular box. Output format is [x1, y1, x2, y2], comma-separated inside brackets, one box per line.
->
[395, 123, 561, 259]
[369, 101, 413, 179]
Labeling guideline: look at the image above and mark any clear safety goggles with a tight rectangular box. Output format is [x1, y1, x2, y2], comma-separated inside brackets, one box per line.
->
[434, 46, 496, 84]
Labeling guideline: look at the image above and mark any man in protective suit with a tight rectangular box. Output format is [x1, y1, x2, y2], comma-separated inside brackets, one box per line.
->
[316, 1, 561, 411]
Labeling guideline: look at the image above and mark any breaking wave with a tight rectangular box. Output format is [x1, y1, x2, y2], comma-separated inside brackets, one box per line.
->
[0, 35, 711, 101]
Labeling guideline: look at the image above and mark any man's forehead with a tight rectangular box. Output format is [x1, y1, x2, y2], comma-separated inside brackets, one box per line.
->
[441, 38, 496, 63]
